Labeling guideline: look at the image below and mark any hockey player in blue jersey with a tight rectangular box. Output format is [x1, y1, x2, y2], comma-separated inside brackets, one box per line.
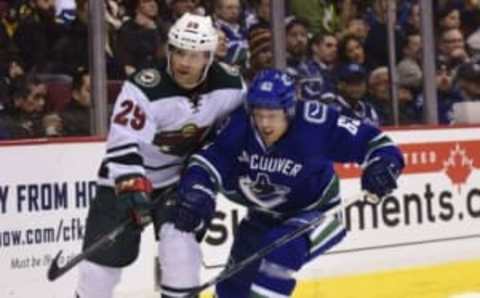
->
[173, 69, 404, 297]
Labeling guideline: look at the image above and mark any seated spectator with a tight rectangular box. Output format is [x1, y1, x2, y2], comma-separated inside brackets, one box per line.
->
[0, 53, 25, 106]
[244, 23, 273, 81]
[436, 3, 461, 32]
[285, 16, 309, 80]
[0, 75, 63, 139]
[164, 0, 199, 25]
[320, 63, 380, 127]
[437, 28, 469, 71]
[414, 60, 463, 125]
[214, 0, 248, 67]
[363, 0, 403, 68]
[397, 29, 422, 90]
[297, 32, 338, 100]
[61, 67, 91, 136]
[338, 34, 369, 69]
[402, 2, 420, 33]
[455, 61, 480, 101]
[342, 18, 370, 42]
[13, 0, 64, 73]
[116, 0, 166, 76]
[245, 0, 270, 30]
[368, 66, 419, 125]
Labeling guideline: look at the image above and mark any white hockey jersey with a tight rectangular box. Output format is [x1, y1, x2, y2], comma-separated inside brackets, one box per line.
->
[97, 62, 246, 189]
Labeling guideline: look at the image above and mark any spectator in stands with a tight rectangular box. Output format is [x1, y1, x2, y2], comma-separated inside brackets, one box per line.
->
[245, 23, 272, 81]
[414, 60, 463, 124]
[343, 18, 370, 42]
[13, 0, 64, 73]
[213, 0, 248, 67]
[0, 5, 20, 42]
[116, 0, 166, 77]
[297, 32, 338, 100]
[455, 61, 480, 101]
[285, 16, 309, 80]
[165, 0, 198, 23]
[320, 63, 380, 127]
[0, 53, 25, 107]
[460, 0, 480, 38]
[51, 0, 88, 76]
[438, 28, 469, 71]
[61, 67, 91, 136]
[245, 0, 270, 30]
[368, 66, 419, 125]
[338, 34, 368, 69]
[363, 0, 403, 69]
[0, 75, 63, 138]
[437, 4, 461, 31]
[403, 2, 420, 33]
[397, 29, 422, 90]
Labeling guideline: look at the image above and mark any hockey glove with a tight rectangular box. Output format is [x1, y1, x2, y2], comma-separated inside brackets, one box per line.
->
[115, 175, 153, 226]
[361, 156, 401, 202]
[174, 188, 216, 233]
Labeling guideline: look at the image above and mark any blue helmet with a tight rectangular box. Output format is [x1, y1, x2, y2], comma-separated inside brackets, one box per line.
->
[246, 68, 296, 118]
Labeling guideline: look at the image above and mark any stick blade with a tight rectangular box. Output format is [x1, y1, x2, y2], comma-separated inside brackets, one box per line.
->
[47, 250, 64, 281]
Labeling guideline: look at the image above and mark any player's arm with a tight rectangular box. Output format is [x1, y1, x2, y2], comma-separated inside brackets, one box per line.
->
[174, 109, 247, 232]
[101, 81, 157, 224]
[322, 106, 404, 200]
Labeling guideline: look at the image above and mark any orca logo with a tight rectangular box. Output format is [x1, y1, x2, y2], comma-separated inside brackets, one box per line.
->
[239, 173, 290, 209]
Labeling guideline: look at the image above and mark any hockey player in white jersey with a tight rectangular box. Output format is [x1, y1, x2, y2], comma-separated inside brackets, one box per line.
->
[75, 13, 246, 298]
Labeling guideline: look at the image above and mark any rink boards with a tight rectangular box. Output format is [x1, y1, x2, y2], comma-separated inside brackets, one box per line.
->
[0, 126, 480, 298]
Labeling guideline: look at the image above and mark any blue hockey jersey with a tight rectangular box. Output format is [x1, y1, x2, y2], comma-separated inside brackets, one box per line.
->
[180, 100, 403, 216]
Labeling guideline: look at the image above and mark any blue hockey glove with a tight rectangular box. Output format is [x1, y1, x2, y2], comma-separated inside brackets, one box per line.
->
[115, 175, 153, 226]
[361, 156, 401, 201]
[174, 187, 216, 233]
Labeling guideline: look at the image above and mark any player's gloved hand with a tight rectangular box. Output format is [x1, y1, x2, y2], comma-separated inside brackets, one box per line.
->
[174, 188, 215, 233]
[361, 156, 402, 203]
[115, 175, 153, 226]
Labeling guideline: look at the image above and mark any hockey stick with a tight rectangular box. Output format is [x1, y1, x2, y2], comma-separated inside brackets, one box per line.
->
[47, 186, 175, 281]
[179, 192, 378, 297]
[47, 217, 135, 281]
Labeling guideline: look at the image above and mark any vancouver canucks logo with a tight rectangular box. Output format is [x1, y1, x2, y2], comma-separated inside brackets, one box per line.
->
[239, 173, 290, 209]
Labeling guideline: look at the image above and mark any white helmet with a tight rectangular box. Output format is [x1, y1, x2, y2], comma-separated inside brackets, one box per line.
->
[168, 13, 218, 52]
[167, 13, 219, 87]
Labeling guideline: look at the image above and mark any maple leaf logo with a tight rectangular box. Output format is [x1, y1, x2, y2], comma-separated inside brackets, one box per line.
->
[443, 144, 473, 194]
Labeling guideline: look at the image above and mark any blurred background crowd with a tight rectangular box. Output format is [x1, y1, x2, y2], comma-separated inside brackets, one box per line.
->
[0, 0, 480, 140]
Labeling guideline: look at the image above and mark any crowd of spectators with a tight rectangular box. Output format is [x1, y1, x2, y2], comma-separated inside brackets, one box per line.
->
[0, 0, 480, 140]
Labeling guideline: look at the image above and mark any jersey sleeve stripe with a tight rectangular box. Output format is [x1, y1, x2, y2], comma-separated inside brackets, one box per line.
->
[362, 134, 395, 166]
[106, 143, 140, 154]
[144, 162, 183, 171]
[190, 154, 223, 189]
[303, 175, 340, 212]
[104, 152, 144, 166]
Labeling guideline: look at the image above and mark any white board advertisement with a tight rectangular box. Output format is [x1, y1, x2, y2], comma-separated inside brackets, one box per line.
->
[0, 127, 479, 297]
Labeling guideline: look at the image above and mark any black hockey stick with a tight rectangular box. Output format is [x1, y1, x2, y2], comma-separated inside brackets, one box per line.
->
[47, 186, 175, 281]
[47, 217, 135, 281]
[178, 205, 341, 297]
[178, 192, 376, 297]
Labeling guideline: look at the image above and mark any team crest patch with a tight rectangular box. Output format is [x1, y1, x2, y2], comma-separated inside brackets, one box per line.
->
[134, 68, 161, 87]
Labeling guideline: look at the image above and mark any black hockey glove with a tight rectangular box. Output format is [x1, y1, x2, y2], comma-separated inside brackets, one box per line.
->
[174, 188, 215, 233]
[115, 175, 153, 226]
[361, 156, 401, 202]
